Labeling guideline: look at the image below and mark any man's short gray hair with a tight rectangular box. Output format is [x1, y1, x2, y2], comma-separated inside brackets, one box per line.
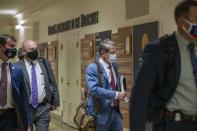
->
[99, 39, 115, 55]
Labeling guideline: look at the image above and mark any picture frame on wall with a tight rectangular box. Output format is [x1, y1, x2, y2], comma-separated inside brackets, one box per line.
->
[53, 46, 56, 59]
[44, 47, 48, 58]
[89, 40, 94, 57]
[124, 36, 132, 55]
[133, 21, 159, 80]
[38, 42, 48, 59]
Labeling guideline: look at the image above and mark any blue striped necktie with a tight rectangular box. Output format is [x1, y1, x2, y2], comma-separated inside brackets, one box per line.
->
[31, 63, 38, 108]
[188, 43, 197, 86]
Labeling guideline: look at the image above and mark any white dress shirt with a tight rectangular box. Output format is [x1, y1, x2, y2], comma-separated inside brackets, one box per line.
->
[99, 58, 118, 99]
[0, 60, 13, 109]
[25, 59, 46, 104]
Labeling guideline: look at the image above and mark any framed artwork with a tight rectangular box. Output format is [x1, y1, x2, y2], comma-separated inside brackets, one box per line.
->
[133, 21, 159, 79]
[89, 40, 95, 57]
[124, 36, 132, 55]
[38, 42, 48, 59]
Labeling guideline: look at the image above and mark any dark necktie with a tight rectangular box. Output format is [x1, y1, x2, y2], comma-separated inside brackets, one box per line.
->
[109, 64, 119, 107]
[188, 43, 197, 86]
[0, 62, 8, 106]
[109, 65, 116, 90]
[31, 63, 38, 108]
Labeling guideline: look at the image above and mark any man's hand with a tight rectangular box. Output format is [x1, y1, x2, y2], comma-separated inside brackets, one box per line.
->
[50, 106, 57, 111]
[117, 92, 126, 100]
[27, 127, 31, 131]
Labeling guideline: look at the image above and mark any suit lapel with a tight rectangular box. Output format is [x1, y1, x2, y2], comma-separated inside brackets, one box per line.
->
[173, 33, 181, 87]
[9, 64, 20, 94]
[37, 59, 47, 80]
[112, 63, 120, 91]
[20, 60, 31, 88]
[37, 59, 52, 101]
[99, 61, 109, 83]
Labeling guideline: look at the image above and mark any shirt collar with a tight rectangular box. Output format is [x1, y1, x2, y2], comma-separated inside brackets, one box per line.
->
[175, 31, 197, 51]
[175, 31, 191, 49]
[24, 58, 38, 65]
[99, 58, 111, 69]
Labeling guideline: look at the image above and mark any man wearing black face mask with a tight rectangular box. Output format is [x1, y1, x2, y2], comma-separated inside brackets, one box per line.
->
[0, 35, 31, 131]
[16, 40, 60, 131]
[130, 1, 197, 131]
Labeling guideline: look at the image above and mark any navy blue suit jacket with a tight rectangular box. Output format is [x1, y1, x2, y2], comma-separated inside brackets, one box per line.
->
[9, 63, 31, 130]
[130, 33, 181, 131]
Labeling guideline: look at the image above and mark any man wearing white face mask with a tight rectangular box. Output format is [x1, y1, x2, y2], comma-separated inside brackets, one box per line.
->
[86, 39, 126, 131]
[130, 1, 197, 131]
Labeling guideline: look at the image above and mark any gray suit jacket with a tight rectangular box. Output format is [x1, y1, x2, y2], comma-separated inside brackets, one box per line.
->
[16, 58, 60, 108]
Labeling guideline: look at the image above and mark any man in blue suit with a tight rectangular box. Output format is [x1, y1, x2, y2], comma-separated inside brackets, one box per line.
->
[0, 35, 31, 131]
[130, 1, 197, 131]
[86, 39, 126, 131]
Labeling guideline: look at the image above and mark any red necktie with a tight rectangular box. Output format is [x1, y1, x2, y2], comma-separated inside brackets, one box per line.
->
[109, 65, 116, 90]
[109, 64, 119, 107]
[0, 62, 8, 107]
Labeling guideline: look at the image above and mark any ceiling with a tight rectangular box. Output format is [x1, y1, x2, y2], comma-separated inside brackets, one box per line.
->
[0, 0, 40, 16]
[0, 0, 56, 24]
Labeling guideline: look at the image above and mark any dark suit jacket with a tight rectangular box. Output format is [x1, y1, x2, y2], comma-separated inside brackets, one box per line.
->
[16, 58, 60, 109]
[9, 63, 31, 131]
[130, 33, 181, 131]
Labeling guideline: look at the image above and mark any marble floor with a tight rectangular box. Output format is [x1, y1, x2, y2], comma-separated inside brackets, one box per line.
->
[49, 114, 77, 131]
[49, 113, 129, 131]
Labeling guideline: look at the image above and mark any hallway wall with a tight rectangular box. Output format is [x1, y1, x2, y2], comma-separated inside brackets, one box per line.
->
[0, 16, 14, 35]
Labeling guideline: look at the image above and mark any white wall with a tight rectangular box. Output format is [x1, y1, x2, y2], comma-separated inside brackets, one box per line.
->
[0, 16, 14, 35]
[16, 0, 182, 41]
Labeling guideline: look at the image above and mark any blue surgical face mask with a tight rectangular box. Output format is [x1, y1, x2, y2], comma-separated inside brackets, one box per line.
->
[108, 53, 117, 63]
[183, 19, 197, 39]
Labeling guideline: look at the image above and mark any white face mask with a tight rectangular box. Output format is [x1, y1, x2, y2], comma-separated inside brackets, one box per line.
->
[182, 18, 197, 39]
[108, 53, 117, 63]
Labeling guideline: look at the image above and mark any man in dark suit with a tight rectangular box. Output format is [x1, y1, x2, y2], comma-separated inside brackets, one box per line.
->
[130, 0, 197, 131]
[0, 35, 31, 131]
[16, 40, 60, 131]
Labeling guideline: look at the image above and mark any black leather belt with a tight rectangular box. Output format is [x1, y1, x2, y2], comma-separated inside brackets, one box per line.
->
[0, 108, 14, 115]
[165, 110, 197, 122]
[30, 100, 48, 109]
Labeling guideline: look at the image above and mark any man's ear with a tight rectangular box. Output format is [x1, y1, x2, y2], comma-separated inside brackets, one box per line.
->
[177, 17, 184, 26]
[179, 17, 190, 29]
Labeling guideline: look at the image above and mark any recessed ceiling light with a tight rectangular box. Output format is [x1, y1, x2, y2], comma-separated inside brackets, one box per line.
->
[0, 9, 17, 15]
[14, 13, 23, 19]
[15, 24, 24, 30]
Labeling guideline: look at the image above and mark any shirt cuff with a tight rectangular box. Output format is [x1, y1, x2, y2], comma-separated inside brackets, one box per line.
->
[115, 91, 119, 99]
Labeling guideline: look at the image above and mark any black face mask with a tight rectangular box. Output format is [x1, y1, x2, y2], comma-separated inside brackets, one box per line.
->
[26, 50, 38, 60]
[4, 48, 17, 59]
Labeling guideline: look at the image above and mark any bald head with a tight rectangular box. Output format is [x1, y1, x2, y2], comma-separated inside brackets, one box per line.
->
[23, 40, 38, 51]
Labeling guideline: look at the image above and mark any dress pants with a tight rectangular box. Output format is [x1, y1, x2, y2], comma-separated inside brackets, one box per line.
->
[30, 102, 51, 131]
[95, 108, 123, 131]
[0, 109, 17, 131]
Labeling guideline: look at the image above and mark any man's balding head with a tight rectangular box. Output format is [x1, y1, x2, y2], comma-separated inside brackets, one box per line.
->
[23, 40, 38, 51]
